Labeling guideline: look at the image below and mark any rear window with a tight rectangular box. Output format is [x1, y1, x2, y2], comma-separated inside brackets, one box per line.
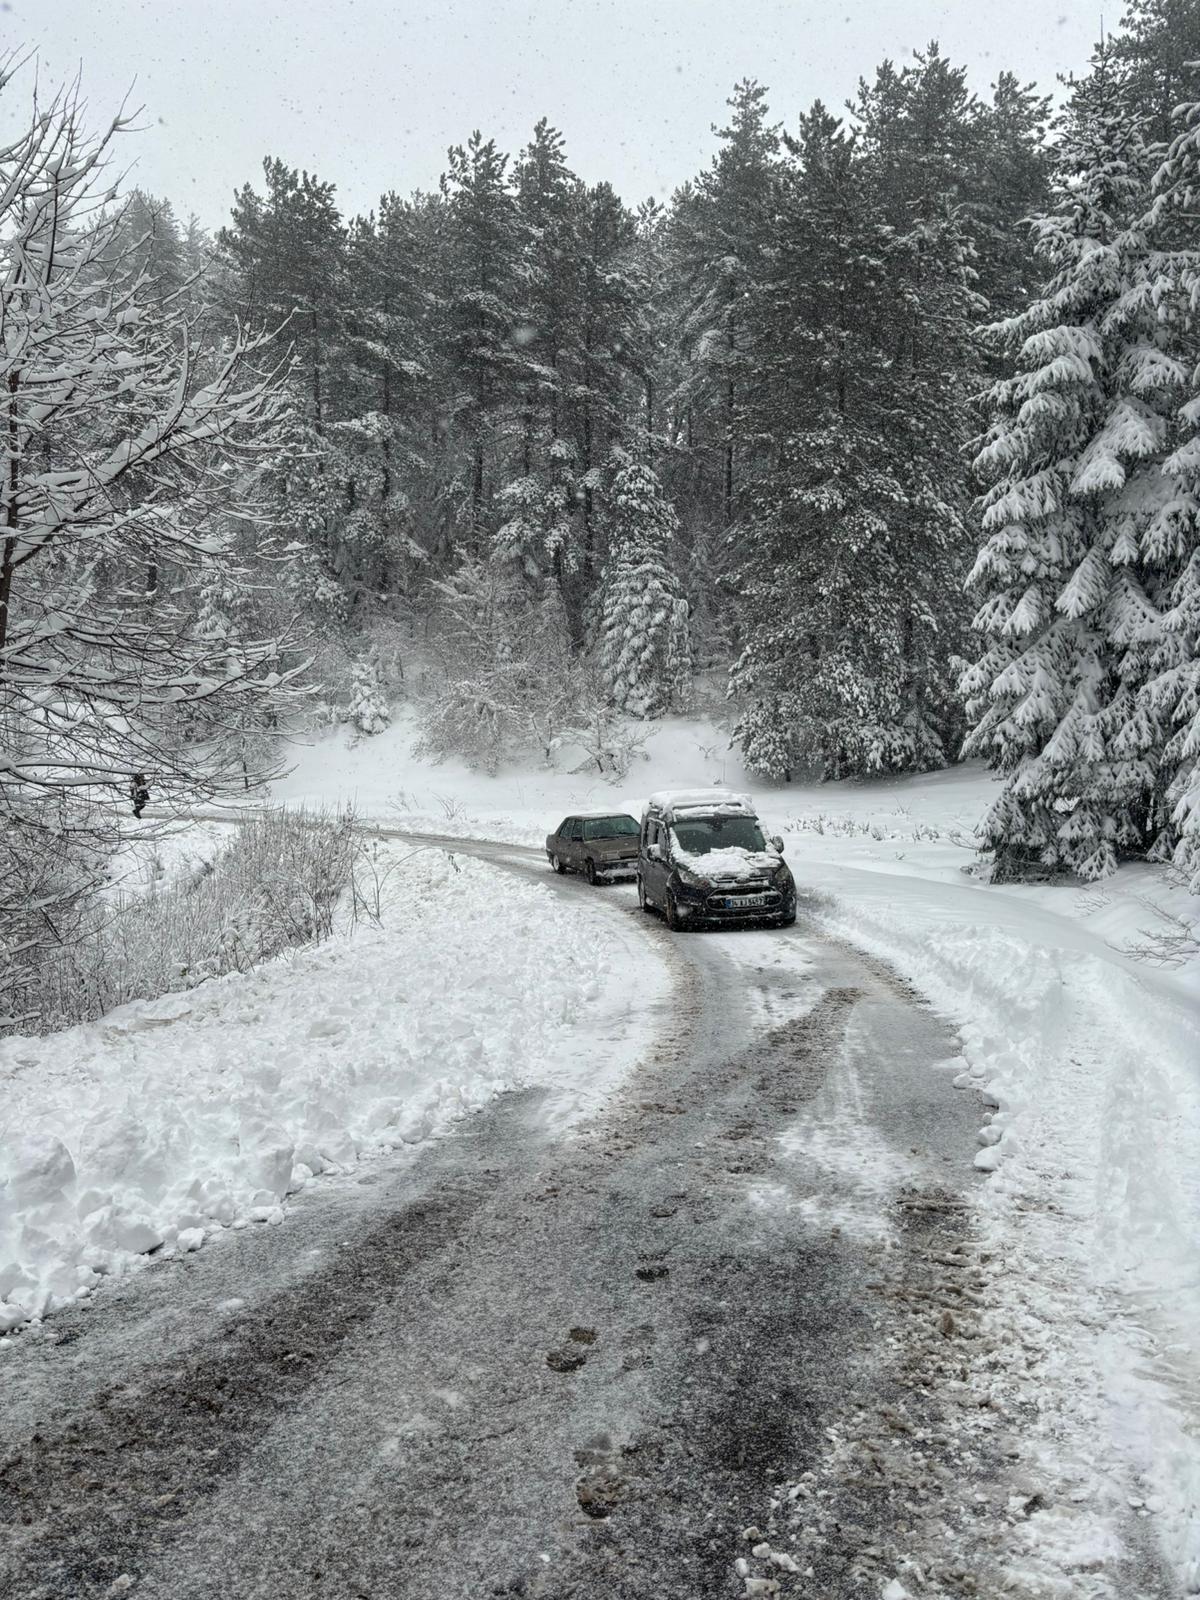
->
[583, 815, 638, 841]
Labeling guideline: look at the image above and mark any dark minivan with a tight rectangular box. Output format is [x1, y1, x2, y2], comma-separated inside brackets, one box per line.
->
[637, 789, 795, 931]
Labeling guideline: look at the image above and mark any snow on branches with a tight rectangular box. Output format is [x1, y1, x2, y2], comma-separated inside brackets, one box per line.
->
[597, 458, 691, 719]
[962, 49, 1200, 881]
[0, 69, 306, 824]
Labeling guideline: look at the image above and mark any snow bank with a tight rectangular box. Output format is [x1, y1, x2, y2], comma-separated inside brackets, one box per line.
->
[0, 848, 664, 1335]
[783, 805, 1200, 1595]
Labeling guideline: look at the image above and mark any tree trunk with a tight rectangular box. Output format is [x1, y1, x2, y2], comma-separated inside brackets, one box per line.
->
[0, 538, 14, 664]
[725, 379, 735, 527]
[1, 370, 18, 666]
[311, 311, 324, 436]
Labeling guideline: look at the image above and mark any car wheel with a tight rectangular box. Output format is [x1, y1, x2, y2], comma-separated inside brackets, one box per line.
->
[637, 875, 655, 913]
[586, 857, 600, 886]
[665, 888, 686, 932]
[549, 853, 566, 875]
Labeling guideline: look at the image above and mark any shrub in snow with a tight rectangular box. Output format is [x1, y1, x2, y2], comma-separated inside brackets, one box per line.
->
[417, 559, 591, 771]
[346, 660, 391, 737]
[6, 810, 359, 1036]
[597, 458, 691, 718]
[565, 704, 648, 780]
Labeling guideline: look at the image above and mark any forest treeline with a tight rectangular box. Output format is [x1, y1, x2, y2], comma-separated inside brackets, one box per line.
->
[1, 0, 1199, 994]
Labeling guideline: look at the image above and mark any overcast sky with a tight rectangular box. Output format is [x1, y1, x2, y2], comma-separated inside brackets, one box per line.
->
[14, 1, 1103, 228]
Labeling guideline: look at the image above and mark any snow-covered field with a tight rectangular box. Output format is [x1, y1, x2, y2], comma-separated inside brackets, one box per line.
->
[0, 846, 669, 1335]
[275, 711, 1200, 1593]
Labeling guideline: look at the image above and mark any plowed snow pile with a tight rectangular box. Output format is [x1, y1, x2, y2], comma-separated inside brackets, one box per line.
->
[0, 848, 664, 1333]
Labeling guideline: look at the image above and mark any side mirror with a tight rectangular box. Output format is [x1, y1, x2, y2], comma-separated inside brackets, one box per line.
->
[771, 835, 785, 854]
[646, 842, 662, 862]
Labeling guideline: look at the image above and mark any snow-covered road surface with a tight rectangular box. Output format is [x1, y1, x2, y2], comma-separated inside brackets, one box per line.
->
[0, 841, 1178, 1600]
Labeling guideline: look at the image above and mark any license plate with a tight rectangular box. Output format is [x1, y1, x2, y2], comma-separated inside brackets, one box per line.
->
[726, 894, 768, 909]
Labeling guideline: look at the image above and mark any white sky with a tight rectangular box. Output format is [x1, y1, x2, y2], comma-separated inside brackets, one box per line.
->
[15, 1, 1103, 227]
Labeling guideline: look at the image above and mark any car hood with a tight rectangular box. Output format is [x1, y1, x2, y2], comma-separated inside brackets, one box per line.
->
[675, 845, 783, 881]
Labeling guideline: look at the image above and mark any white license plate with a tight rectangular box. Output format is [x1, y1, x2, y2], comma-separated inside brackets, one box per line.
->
[726, 894, 768, 909]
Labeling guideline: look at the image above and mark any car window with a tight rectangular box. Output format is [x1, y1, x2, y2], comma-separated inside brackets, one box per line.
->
[582, 815, 638, 841]
[556, 818, 572, 837]
[672, 816, 766, 855]
[569, 819, 584, 842]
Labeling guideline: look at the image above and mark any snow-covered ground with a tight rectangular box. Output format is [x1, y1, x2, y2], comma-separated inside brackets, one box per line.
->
[0, 846, 669, 1335]
[274, 711, 1200, 1593]
[5, 707, 1197, 1593]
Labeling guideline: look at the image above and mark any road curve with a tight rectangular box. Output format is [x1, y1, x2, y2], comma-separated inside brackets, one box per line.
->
[0, 834, 1099, 1598]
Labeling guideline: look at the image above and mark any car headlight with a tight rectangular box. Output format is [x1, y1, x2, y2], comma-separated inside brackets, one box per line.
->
[673, 864, 708, 891]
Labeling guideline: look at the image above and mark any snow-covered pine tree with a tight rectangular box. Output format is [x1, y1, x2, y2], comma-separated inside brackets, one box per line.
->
[1141, 87, 1200, 887]
[730, 88, 978, 780]
[346, 659, 392, 737]
[669, 81, 780, 534]
[598, 459, 691, 717]
[439, 133, 527, 544]
[219, 158, 348, 437]
[495, 437, 579, 592]
[337, 196, 432, 602]
[962, 48, 1187, 879]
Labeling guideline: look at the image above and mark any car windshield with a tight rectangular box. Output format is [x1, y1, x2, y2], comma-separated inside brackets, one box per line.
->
[582, 815, 638, 840]
[671, 816, 766, 855]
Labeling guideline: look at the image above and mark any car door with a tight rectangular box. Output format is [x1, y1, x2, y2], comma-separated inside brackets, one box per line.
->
[642, 817, 668, 903]
[567, 817, 585, 871]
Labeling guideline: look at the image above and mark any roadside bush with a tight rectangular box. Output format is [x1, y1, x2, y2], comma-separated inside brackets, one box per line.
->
[4, 808, 359, 1036]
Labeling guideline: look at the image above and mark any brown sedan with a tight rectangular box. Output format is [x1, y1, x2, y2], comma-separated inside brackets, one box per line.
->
[546, 812, 640, 885]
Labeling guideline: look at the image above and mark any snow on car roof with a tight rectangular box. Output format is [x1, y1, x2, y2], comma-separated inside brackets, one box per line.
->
[566, 808, 638, 819]
[644, 788, 757, 821]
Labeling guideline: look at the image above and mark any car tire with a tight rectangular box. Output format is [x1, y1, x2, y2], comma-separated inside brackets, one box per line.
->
[586, 857, 599, 886]
[665, 888, 686, 932]
[549, 853, 566, 875]
[637, 874, 655, 913]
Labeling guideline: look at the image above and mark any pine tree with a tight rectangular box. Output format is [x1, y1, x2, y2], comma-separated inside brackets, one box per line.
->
[513, 119, 581, 463]
[972, 73, 1053, 317]
[730, 83, 979, 780]
[571, 181, 648, 586]
[102, 190, 188, 307]
[219, 159, 348, 434]
[439, 133, 526, 542]
[962, 49, 1187, 878]
[669, 81, 780, 533]
[1142, 86, 1200, 886]
[1114, 0, 1200, 147]
[347, 658, 391, 736]
[598, 459, 691, 717]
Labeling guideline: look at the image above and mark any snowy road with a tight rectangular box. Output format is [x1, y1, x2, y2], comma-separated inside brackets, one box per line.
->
[0, 840, 1171, 1599]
